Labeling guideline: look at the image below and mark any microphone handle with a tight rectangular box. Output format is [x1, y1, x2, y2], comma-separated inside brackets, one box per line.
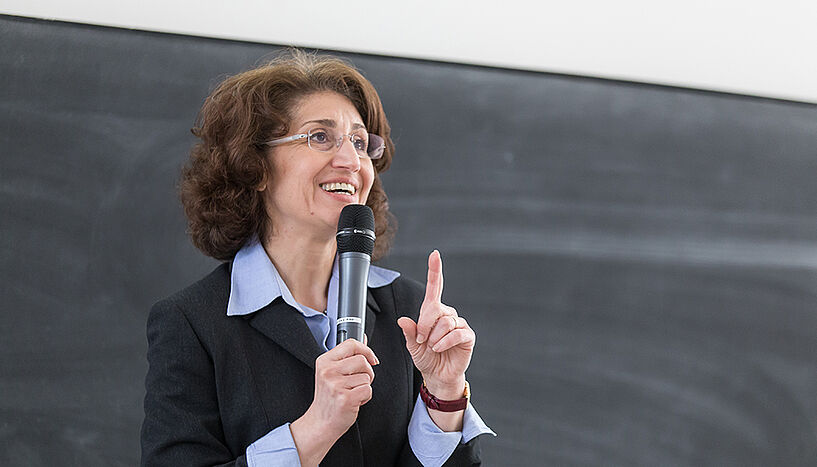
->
[337, 251, 370, 344]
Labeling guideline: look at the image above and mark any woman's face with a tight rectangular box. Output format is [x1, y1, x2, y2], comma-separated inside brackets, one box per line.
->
[262, 91, 375, 239]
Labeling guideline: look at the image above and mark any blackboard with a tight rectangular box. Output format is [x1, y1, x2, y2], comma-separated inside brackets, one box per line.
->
[2, 14, 817, 466]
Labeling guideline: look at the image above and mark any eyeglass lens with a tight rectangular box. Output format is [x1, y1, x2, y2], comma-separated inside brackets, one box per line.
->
[307, 129, 384, 159]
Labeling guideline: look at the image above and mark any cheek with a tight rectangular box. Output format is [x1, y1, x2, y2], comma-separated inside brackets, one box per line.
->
[362, 165, 376, 202]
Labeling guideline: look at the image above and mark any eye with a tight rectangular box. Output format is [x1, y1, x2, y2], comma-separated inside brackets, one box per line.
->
[309, 130, 330, 144]
[352, 134, 368, 151]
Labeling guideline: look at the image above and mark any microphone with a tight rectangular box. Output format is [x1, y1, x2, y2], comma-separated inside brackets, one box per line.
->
[336, 204, 376, 345]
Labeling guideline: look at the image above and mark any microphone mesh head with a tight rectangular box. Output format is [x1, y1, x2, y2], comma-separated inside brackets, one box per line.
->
[337, 204, 375, 255]
[338, 204, 375, 231]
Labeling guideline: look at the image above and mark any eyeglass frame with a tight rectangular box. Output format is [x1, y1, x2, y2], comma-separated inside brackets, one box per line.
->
[263, 128, 385, 160]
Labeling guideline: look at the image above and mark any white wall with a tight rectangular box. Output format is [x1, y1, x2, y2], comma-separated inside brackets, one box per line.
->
[3, 0, 816, 103]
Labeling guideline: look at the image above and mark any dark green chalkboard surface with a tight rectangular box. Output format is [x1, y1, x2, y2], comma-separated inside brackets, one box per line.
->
[2, 14, 817, 466]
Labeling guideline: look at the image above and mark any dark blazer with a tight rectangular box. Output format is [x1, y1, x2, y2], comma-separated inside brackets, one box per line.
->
[141, 262, 482, 466]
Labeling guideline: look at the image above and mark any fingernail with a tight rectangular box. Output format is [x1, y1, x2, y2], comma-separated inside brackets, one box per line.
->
[416, 334, 425, 344]
[374, 356, 380, 365]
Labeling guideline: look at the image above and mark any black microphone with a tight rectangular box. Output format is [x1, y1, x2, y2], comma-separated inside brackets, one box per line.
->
[336, 204, 375, 345]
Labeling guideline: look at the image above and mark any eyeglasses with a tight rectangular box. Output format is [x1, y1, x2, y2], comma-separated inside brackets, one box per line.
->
[264, 128, 385, 160]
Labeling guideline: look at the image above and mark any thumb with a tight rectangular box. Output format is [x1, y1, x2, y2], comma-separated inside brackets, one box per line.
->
[397, 317, 419, 352]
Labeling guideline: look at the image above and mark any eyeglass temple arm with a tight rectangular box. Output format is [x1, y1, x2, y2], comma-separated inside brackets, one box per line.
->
[264, 134, 307, 147]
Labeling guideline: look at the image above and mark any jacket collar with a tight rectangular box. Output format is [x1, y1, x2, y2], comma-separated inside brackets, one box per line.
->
[230, 237, 399, 369]
[227, 237, 399, 317]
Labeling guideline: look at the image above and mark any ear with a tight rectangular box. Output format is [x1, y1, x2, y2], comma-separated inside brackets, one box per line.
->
[257, 150, 275, 192]
[256, 174, 268, 192]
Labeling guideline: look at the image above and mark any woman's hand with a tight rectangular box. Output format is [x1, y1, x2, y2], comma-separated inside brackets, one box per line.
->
[397, 250, 475, 404]
[290, 338, 378, 467]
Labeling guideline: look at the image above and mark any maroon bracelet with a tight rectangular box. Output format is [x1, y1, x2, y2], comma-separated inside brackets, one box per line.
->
[420, 381, 470, 412]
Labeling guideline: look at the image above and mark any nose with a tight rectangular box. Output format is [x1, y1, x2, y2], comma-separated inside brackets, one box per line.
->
[331, 136, 361, 172]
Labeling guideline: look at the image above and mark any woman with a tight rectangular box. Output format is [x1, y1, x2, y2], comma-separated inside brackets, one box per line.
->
[141, 51, 493, 467]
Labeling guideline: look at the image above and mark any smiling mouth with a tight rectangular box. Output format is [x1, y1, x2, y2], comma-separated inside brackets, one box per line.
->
[320, 182, 356, 196]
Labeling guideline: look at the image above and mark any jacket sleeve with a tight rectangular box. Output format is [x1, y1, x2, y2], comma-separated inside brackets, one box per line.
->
[140, 299, 248, 467]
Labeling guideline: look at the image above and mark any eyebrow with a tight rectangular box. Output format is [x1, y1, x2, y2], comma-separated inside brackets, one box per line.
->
[301, 119, 366, 131]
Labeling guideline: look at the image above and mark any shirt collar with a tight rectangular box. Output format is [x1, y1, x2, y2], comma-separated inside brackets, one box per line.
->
[227, 238, 400, 317]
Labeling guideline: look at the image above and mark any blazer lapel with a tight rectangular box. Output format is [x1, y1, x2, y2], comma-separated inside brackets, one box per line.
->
[247, 298, 322, 369]
[364, 288, 381, 341]
[246, 290, 384, 369]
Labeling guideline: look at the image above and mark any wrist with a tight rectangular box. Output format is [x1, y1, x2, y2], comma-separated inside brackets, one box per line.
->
[422, 375, 467, 403]
[420, 382, 467, 431]
[290, 410, 335, 467]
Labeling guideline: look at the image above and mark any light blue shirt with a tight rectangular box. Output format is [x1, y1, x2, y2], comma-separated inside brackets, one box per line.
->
[228, 239, 495, 467]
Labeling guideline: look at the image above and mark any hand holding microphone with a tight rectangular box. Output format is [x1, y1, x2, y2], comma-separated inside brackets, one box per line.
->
[290, 338, 379, 466]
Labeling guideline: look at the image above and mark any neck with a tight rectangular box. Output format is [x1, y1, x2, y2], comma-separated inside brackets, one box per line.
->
[262, 224, 336, 312]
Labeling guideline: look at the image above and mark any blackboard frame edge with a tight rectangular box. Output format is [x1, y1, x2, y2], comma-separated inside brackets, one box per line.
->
[3, 13, 816, 110]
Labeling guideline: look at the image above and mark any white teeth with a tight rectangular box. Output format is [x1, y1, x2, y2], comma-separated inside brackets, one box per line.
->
[320, 182, 356, 195]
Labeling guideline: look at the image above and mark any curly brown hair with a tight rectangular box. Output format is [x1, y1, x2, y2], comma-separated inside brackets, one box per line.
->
[180, 50, 396, 261]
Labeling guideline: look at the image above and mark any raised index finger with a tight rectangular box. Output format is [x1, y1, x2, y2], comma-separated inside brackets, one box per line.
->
[424, 250, 444, 304]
